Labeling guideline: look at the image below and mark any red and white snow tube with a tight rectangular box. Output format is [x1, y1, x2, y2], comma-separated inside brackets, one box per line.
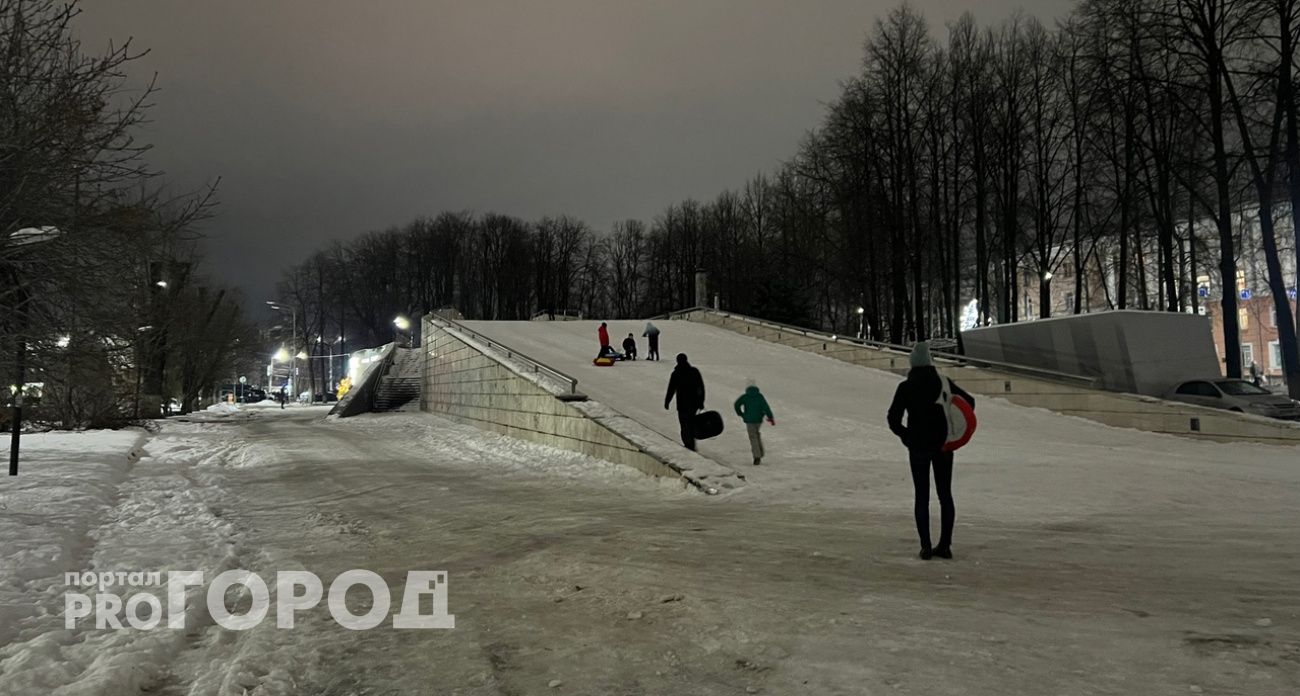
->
[941, 396, 977, 452]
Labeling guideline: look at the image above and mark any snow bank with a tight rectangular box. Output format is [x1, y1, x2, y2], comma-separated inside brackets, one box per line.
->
[0, 430, 146, 645]
[0, 425, 281, 695]
[332, 411, 692, 494]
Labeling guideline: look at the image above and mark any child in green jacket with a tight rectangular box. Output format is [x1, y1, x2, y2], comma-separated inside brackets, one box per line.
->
[734, 383, 775, 465]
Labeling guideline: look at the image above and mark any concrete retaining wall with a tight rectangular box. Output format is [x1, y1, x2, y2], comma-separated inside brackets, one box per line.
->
[421, 318, 743, 493]
[674, 309, 1300, 446]
[961, 310, 1220, 397]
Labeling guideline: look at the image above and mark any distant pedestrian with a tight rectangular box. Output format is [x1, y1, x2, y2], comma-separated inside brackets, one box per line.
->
[622, 333, 638, 360]
[886, 341, 975, 561]
[664, 353, 706, 450]
[734, 381, 775, 465]
[279, 386, 287, 410]
[643, 322, 661, 361]
[598, 322, 611, 350]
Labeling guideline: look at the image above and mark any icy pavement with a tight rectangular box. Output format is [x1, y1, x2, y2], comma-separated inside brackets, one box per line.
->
[1, 404, 1298, 695]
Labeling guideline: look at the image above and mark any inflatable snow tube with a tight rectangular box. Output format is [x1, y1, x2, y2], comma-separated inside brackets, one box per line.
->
[942, 396, 977, 452]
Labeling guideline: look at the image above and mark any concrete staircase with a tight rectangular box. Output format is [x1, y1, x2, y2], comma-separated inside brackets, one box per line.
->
[373, 347, 421, 411]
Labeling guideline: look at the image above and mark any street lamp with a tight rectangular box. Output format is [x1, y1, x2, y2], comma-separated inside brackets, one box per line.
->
[393, 315, 411, 348]
[267, 301, 297, 397]
[328, 335, 344, 390]
[7, 226, 64, 475]
[268, 347, 290, 403]
[856, 306, 865, 339]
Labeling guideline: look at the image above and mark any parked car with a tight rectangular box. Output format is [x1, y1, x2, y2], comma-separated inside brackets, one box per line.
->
[218, 384, 267, 404]
[1165, 378, 1300, 420]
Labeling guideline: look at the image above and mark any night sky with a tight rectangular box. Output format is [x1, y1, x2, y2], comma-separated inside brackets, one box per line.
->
[77, 1, 1071, 305]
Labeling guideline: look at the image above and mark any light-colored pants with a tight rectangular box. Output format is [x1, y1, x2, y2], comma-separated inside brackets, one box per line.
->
[746, 423, 765, 459]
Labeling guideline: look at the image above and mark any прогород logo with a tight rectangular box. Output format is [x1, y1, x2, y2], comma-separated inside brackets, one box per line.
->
[63, 569, 455, 630]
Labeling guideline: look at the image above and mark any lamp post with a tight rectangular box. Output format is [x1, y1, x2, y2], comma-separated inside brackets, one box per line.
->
[328, 335, 344, 390]
[394, 315, 411, 347]
[270, 346, 290, 402]
[856, 306, 866, 340]
[7, 226, 65, 476]
[266, 301, 297, 397]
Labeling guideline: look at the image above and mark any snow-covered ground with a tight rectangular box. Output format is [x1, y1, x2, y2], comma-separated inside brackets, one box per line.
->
[0, 333, 1298, 695]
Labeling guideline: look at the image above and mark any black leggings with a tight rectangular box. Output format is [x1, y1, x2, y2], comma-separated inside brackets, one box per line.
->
[909, 450, 954, 551]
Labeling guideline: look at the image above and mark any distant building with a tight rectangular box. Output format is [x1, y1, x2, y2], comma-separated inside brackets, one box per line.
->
[1208, 296, 1299, 381]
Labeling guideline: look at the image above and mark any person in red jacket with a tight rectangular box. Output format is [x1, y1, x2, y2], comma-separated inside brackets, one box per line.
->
[597, 322, 610, 350]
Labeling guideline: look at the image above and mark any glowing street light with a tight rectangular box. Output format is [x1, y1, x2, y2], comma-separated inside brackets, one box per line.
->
[856, 306, 866, 339]
[267, 300, 298, 396]
[274, 347, 290, 362]
[393, 315, 411, 331]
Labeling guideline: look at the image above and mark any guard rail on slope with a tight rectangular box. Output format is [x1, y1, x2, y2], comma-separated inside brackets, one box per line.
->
[429, 312, 583, 399]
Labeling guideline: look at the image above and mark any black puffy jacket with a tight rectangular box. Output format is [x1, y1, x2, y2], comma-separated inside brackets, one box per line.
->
[665, 365, 706, 412]
[886, 367, 974, 452]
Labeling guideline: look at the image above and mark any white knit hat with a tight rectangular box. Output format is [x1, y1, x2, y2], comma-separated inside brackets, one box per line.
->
[909, 341, 933, 368]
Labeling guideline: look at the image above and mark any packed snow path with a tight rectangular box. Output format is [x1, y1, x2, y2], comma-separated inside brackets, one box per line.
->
[1, 405, 1297, 694]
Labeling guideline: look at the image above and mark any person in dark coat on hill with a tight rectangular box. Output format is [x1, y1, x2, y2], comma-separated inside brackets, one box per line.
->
[664, 353, 706, 450]
[887, 341, 975, 561]
[643, 322, 661, 361]
[622, 333, 638, 360]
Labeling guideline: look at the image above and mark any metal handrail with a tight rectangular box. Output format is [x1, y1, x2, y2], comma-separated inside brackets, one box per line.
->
[668, 307, 1097, 387]
[530, 309, 584, 321]
[428, 314, 581, 395]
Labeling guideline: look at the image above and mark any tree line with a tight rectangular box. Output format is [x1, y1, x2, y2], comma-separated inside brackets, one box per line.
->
[2, 0, 251, 427]
[281, 0, 1300, 398]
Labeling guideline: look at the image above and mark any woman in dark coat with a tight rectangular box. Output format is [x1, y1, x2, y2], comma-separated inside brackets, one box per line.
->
[887, 341, 975, 560]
